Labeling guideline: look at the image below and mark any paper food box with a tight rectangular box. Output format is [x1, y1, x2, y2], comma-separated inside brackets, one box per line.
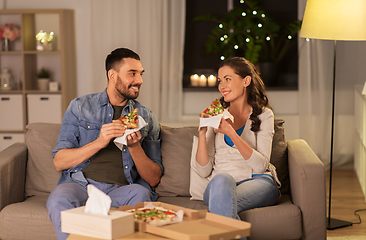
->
[61, 206, 134, 239]
[119, 202, 250, 240]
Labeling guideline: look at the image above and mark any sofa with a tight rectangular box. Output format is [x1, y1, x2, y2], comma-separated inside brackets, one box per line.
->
[0, 120, 326, 240]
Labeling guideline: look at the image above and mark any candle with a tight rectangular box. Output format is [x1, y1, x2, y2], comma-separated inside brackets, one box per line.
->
[199, 74, 207, 87]
[190, 74, 199, 86]
[208, 75, 217, 87]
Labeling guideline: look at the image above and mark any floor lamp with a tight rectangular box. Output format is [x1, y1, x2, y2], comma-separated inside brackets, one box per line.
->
[300, 0, 366, 230]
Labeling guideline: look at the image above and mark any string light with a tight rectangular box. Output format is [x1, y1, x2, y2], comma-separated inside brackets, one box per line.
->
[234, 45, 239, 49]
[224, 35, 228, 38]
[242, 12, 246, 17]
[252, 11, 257, 15]
[266, 36, 271, 41]
[258, 23, 262, 28]
[220, 37, 225, 41]
[240, 0, 245, 3]
[219, 23, 223, 29]
[246, 38, 250, 42]
[220, 56, 225, 60]
[261, 14, 266, 18]
[288, 35, 292, 40]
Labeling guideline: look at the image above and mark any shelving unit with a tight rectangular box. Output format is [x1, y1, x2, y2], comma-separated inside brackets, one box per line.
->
[354, 84, 366, 202]
[0, 9, 76, 151]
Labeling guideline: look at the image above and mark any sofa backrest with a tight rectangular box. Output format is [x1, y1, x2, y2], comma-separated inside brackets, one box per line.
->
[155, 119, 289, 197]
[24, 119, 288, 198]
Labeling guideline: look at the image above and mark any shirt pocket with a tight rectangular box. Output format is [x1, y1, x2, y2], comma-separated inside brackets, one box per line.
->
[79, 120, 101, 143]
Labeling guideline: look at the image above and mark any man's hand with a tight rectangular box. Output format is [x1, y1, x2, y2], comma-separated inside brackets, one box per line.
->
[97, 122, 126, 148]
[126, 131, 142, 147]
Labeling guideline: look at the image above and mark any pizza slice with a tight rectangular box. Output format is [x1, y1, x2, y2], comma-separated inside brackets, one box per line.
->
[126, 207, 179, 223]
[199, 98, 224, 118]
[113, 108, 139, 129]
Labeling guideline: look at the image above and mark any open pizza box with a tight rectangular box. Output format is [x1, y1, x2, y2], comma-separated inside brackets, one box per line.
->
[61, 206, 134, 239]
[119, 202, 251, 240]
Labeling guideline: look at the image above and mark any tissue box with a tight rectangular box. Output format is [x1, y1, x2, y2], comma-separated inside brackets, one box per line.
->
[61, 206, 134, 239]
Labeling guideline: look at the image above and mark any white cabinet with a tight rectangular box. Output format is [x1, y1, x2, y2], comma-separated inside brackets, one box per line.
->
[354, 85, 366, 202]
[27, 94, 62, 124]
[0, 94, 24, 130]
[0, 133, 24, 151]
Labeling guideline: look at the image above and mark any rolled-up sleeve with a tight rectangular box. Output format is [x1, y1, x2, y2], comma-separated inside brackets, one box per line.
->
[52, 99, 81, 158]
[141, 112, 163, 174]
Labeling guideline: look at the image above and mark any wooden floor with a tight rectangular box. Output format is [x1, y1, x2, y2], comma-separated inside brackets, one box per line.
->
[326, 169, 366, 237]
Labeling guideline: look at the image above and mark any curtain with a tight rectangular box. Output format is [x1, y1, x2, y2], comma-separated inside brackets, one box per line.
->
[298, 0, 366, 168]
[90, 0, 185, 121]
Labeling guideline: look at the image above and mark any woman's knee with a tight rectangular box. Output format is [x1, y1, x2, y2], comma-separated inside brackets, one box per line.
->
[210, 172, 236, 188]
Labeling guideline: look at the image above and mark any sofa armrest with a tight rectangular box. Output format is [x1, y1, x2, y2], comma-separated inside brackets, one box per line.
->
[287, 139, 326, 240]
[0, 143, 28, 211]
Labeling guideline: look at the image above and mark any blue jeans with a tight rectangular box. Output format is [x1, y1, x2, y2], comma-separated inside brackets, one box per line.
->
[46, 179, 152, 240]
[203, 172, 279, 239]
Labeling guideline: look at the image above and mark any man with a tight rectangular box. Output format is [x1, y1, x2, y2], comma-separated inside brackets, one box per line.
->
[46, 48, 163, 240]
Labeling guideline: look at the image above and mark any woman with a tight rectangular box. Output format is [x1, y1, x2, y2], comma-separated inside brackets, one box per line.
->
[195, 57, 280, 220]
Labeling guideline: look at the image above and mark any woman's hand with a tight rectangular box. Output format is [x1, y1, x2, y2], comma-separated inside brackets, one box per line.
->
[215, 118, 234, 136]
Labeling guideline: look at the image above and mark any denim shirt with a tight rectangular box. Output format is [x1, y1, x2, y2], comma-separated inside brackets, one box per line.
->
[52, 89, 163, 200]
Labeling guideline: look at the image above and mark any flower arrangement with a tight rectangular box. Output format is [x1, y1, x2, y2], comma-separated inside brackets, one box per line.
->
[0, 24, 21, 41]
[36, 30, 54, 51]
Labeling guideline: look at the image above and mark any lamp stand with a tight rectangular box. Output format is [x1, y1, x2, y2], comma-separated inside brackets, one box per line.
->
[327, 40, 353, 230]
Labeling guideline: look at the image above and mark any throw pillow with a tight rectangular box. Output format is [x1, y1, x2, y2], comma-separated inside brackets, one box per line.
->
[189, 136, 210, 201]
[270, 119, 289, 194]
[155, 125, 198, 197]
[25, 123, 62, 197]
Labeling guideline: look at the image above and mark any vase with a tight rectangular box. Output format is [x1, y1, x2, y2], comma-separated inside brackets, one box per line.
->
[37, 78, 50, 90]
[2, 38, 11, 51]
[1, 68, 13, 90]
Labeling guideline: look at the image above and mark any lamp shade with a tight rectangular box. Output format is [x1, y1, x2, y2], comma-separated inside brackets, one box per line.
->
[300, 0, 366, 41]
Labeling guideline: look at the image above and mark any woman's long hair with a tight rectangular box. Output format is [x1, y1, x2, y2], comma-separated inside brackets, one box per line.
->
[219, 57, 271, 132]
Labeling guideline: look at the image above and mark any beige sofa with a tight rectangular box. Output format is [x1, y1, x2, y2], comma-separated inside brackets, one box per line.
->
[0, 121, 326, 240]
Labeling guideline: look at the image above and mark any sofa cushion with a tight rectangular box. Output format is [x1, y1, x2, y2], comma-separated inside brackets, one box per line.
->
[155, 125, 198, 197]
[25, 123, 62, 197]
[0, 195, 57, 240]
[239, 194, 302, 240]
[157, 196, 208, 210]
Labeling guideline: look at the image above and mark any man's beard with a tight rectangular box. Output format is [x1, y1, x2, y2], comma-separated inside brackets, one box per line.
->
[115, 76, 140, 100]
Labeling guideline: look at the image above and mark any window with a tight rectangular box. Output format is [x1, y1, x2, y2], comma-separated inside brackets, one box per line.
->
[183, 0, 299, 90]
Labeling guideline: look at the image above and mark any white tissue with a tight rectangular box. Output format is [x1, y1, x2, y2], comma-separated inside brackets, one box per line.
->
[199, 109, 234, 129]
[84, 185, 111, 216]
[114, 116, 148, 149]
